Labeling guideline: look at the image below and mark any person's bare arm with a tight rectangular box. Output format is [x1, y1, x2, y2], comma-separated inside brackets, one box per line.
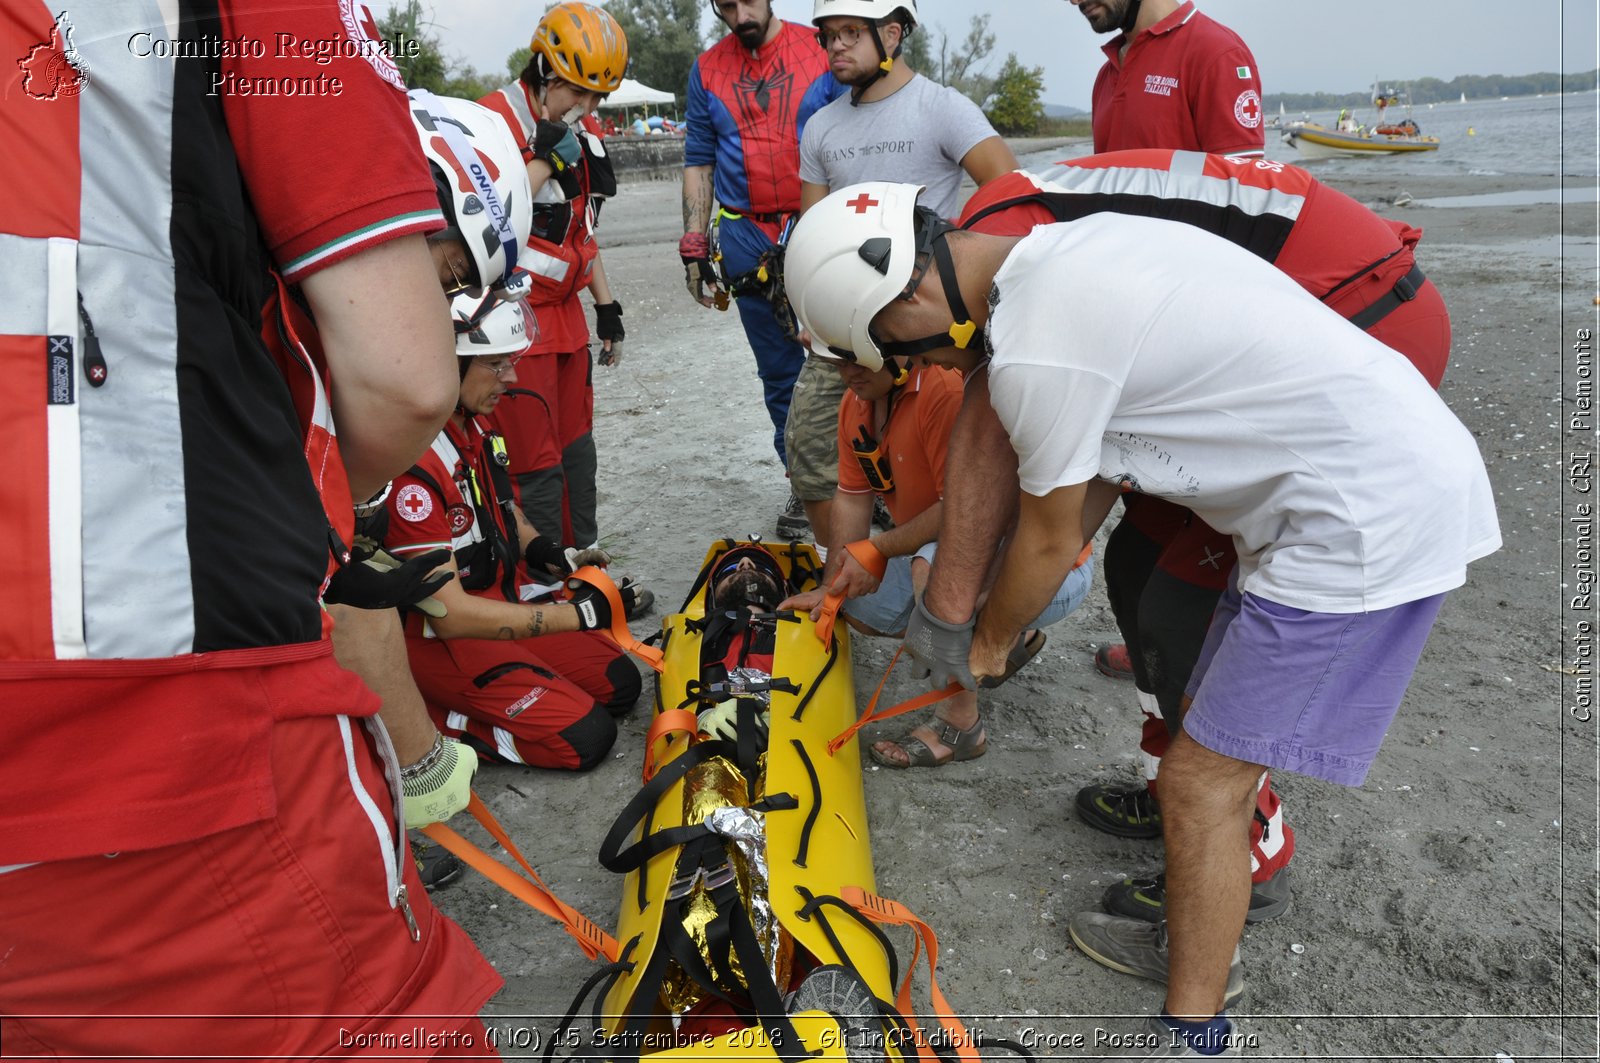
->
[682, 164, 716, 237]
[922, 366, 1019, 623]
[959, 135, 1020, 188]
[328, 604, 437, 764]
[588, 251, 615, 306]
[799, 180, 830, 215]
[970, 481, 1089, 681]
[300, 235, 456, 499]
[421, 554, 584, 640]
[779, 489, 872, 614]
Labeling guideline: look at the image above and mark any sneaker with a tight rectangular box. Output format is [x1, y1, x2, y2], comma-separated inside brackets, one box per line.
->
[1104, 866, 1293, 925]
[1136, 1014, 1243, 1058]
[871, 495, 894, 530]
[776, 492, 809, 540]
[1067, 912, 1244, 1008]
[1075, 781, 1163, 839]
[1094, 642, 1135, 680]
[409, 830, 464, 892]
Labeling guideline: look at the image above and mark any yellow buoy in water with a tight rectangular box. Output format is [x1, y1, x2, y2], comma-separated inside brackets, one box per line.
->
[1467, 126, 1477, 136]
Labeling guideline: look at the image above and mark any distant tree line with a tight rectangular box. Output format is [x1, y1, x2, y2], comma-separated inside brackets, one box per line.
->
[377, 1, 1074, 137]
[1266, 69, 1599, 111]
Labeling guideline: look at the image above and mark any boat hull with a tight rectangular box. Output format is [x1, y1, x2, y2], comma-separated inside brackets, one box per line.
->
[1283, 122, 1440, 159]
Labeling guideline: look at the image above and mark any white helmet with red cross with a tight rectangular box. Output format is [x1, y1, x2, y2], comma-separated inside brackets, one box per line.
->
[781, 182, 925, 371]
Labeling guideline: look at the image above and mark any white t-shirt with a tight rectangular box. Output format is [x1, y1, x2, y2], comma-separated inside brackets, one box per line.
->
[986, 216, 1501, 613]
[799, 73, 999, 219]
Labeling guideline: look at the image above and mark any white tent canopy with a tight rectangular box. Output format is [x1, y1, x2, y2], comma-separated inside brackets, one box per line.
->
[598, 78, 677, 110]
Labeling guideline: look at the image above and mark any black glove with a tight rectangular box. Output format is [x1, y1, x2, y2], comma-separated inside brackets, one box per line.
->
[679, 232, 726, 309]
[594, 302, 624, 366]
[567, 576, 643, 632]
[530, 119, 580, 171]
[324, 545, 451, 613]
[525, 534, 575, 579]
[530, 119, 582, 199]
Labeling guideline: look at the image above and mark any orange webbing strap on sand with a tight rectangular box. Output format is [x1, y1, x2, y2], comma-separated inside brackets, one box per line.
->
[568, 565, 664, 673]
[642, 708, 699, 782]
[420, 793, 620, 963]
[826, 646, 962, 756]
[814, 540, 888, 651]
[839, 886, 979, 1063]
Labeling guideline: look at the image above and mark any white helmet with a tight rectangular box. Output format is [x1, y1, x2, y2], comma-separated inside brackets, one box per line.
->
[452, 293, 536, 358]
[783, 182, 978, 369]
[409, 90, 533, 298]
[783, 182, 919, 371]
[812, 0, 917, 29]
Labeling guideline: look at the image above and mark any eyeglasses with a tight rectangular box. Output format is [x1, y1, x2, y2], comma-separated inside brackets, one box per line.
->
[814, 22, 874, 49]
[472, 354, 523, 378]
[443, 255, 475, 298]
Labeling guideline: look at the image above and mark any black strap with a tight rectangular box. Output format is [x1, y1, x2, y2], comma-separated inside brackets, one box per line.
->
[794, 889, 901, 992]
[599, 739, 798, 873]
[790, 738, 823, 869]
[678, 538, 739, 613]
[541, 938, 636, 1063]
[474, 426, 527, 603]
[1346, 265, 1426, 331]
[789, 633, 839, 723]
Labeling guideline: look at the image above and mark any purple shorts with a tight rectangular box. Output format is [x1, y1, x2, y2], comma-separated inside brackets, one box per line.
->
[1182, 575, 1446, 786]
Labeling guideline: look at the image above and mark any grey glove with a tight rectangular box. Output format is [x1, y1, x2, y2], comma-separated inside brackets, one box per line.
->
[903, 596, 978, 691]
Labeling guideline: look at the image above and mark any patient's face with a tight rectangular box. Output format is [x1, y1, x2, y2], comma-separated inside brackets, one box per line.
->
[713, 556, 781, 614]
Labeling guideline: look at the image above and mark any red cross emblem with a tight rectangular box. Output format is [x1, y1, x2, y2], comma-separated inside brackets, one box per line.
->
[1240, 96, 1260, 122]
[845, 193, 880, 214]
[396, 484, 433, 522]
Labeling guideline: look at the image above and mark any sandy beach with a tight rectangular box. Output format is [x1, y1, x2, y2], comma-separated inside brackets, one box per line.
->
[432, 140, 1598, 1058]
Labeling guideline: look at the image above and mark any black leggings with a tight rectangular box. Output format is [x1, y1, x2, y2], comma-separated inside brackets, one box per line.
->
[1102, 513, 1226, 731]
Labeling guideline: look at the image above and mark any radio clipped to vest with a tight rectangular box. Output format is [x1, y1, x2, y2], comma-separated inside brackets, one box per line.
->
[850, 424, 894, 494]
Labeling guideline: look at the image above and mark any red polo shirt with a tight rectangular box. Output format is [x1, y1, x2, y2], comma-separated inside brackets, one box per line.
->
[1090, 1, 1265, 156]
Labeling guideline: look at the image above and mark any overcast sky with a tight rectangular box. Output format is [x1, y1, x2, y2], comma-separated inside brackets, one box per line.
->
[438, 1, 1598, 106]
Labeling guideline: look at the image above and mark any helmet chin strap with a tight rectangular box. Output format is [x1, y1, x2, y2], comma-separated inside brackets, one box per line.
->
[1120, 0, 1143, 35]
[876, 222, 983, 360]
[849, 21, 902, 106]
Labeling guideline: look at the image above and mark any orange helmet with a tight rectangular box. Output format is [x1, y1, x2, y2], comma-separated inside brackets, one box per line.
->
[531, 3, 630, 94]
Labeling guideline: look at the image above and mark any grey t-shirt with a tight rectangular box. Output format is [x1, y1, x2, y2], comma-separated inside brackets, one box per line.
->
[798, 73, 1000, 219]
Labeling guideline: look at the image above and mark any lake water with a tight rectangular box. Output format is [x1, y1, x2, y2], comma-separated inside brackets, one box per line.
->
[1016, 91, 1599, 183]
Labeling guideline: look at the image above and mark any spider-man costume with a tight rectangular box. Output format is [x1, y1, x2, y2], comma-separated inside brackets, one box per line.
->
[685, 21, 841, 460]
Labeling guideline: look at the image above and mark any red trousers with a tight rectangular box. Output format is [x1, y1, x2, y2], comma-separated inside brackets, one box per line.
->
[406, 629, 639, 771]
[0, 715, 501, 1060]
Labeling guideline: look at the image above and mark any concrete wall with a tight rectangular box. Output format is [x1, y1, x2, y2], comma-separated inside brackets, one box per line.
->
[606, 135, 687, 183]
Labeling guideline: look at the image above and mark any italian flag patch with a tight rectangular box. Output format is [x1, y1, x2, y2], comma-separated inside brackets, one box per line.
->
[1236, 65, 1252, 78]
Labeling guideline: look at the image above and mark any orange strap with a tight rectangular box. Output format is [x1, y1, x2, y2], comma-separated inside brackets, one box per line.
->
[814, 539, 888, 650]
[826, 645, 962, 756]
[642, 707, 699, 782]
[1071, 541, 1093, 570]
[420, 793, 619, 963]
[839, 886, 979, 1063]
[568, 565, 664, 672]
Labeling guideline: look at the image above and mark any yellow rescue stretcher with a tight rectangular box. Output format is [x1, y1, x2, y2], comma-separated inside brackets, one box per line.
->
[428, 541, 1023, 1063]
